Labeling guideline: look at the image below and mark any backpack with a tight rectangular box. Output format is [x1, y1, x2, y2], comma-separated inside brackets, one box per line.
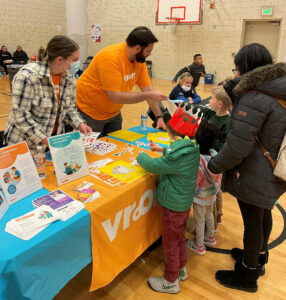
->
[255, 94, 286, 182]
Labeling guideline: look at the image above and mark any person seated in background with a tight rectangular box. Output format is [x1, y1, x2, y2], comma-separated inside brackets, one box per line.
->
[0, 46, 13, 74]
[12, 45, 29, 64]
[169, 72, 201, 104]
[172, 54, 206, 89]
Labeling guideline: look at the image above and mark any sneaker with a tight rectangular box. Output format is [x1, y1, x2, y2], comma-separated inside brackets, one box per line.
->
[204, 236, 216, 247]
[217, 215, 222, 225]
[178, 267, 188, 281]
[187, 239, 206, 255]
[148, 276, 180, 294]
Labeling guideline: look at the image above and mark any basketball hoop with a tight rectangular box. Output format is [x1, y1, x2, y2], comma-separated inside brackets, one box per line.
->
[165, 17, 180, 33]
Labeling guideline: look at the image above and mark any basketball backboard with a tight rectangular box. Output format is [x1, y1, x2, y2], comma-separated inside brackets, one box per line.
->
[156, 0, 202, 24]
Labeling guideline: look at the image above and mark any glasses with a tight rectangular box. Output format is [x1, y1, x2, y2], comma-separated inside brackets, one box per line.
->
[232, 68, 239, 75]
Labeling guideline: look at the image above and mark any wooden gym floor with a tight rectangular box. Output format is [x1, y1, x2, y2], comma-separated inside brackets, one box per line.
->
[1, 76, 286, 299]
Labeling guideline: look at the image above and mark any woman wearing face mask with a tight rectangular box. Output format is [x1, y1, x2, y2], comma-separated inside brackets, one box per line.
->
[4, 35, 91, 155]
[169, 72, 201, 104]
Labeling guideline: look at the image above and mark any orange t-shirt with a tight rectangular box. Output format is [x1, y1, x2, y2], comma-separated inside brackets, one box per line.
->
[51, 73, 61, 133]
[76, 42, 151, 120]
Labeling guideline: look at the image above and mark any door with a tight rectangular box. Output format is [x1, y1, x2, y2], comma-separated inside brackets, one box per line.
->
[242, 21, 280, 62]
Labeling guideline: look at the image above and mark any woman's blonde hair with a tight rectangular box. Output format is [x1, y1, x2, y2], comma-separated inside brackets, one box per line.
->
[179, 72, 193, 83]
[38, 35, 79, 63]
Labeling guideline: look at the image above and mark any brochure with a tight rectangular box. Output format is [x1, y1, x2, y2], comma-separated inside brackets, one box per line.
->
[32, 189, 84, 221]
[48, 131, 89, 186]
[0, 185, 8, 221]
[0, 142, 42, 205]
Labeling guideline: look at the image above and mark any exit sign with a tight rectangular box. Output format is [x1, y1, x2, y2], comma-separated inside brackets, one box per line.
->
[262, 8, 273, 16]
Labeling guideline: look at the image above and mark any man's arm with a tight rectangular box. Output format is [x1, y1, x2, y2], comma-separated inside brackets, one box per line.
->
[140, 86, 167, 130]
[172, 66, 189, 83]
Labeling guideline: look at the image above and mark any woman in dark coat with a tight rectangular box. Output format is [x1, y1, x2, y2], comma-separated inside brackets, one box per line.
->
[208, 43, 286, 292]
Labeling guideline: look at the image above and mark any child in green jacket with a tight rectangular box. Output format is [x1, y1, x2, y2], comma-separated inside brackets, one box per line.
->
[137, 106, 201, 294]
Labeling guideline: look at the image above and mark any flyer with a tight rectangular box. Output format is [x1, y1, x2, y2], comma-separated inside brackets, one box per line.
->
[147, 132, 170, 145]
[0, 142, 42, 205]
[48, 131, 89, 186]
[32, 189, 84, 221]
[108, 130, 145, 142]
[99, 160, 147, 184]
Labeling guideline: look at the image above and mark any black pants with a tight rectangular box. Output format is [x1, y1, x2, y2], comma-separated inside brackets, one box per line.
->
[0, 62, 8, 74]
[237, 199, 273, 268]
[78, 108, 122, 138]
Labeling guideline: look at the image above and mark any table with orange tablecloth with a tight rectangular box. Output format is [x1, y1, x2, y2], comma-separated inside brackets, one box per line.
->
[42, 138, 162, 291]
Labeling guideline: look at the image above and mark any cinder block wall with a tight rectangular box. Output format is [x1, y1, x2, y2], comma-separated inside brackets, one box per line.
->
[0, 0, 67, 59]
[87, 0, 286, 82]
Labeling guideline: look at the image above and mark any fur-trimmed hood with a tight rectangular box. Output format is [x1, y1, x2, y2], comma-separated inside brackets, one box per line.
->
[233, 63, 286, 99]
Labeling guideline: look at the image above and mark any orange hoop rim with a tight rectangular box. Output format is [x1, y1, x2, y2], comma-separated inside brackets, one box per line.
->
[165, 17, 181, 24]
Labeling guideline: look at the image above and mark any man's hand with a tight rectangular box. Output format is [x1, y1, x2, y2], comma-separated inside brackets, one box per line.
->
[79, 123, 92, 135]
[156, 117, 166, 130]
[146, 91, 168, 103]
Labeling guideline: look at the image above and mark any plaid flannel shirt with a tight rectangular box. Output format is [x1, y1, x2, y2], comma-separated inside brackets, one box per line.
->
[4, 62, 84, 155]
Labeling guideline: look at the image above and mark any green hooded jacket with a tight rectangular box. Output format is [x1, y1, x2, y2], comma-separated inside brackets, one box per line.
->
[137, 137, 200, 212]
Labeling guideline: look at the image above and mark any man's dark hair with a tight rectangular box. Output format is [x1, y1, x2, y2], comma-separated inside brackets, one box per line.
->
[234, 43, 273, 75]
[126, 26, 158, 48]
[195, 120, 219, 155]
[194, 54, 202, 60]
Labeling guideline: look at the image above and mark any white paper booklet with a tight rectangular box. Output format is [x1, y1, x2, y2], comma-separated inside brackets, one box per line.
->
[5, 205, 59, 240]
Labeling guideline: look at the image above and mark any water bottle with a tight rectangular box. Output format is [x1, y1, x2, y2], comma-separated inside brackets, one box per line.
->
[140, 109, 148, 130]
[34, 146, 46, 180]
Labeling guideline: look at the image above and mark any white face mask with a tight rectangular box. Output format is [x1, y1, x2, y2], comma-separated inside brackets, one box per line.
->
[181, 85, 191, 92]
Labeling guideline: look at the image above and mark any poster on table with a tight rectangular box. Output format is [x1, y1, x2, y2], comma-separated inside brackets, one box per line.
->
[92, 24, 101, 42]
[0, 185, 8, 221]
[0, 142, 42, 205]
[48, 131, 89, 186]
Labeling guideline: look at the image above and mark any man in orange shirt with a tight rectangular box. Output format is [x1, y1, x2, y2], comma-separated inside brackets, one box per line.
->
[76, 27, 168, 137]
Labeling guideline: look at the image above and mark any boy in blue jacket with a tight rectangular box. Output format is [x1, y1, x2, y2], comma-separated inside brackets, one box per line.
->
[137, 106, 201, 294]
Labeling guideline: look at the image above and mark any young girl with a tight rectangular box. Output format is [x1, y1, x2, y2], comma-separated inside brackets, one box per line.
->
[169, 72, 201, 104]
[187, 120, 221, 255]
[137, 107, 201, 294]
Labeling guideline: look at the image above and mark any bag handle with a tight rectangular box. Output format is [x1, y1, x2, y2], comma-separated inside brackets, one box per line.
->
[255, 136, 277, 169]
[249, 91, 286, 169]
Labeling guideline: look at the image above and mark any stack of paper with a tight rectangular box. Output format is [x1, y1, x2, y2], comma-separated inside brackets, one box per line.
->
[32, 190, 84, 221]
[5, 205, 59, 240]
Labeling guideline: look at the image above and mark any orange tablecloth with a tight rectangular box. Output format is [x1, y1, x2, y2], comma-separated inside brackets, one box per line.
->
[42, 138, 162, 291]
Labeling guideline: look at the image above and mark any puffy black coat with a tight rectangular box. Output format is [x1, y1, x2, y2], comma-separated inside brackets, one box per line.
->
[208, 63, 286, 210]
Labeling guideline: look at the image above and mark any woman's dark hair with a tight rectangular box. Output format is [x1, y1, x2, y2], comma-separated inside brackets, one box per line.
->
[126, 27, 158, 48]
[234, 43, 273, 75]
[195, 120, 220, 155]
[38, 35, 79, 63]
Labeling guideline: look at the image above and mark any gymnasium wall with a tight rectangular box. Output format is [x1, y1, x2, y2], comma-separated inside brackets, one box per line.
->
[87, 0, 286, 82]
[0, 0, 67, 59]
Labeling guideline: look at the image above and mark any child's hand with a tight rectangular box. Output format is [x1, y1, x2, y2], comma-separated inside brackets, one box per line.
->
[150, 141, 163, 152]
